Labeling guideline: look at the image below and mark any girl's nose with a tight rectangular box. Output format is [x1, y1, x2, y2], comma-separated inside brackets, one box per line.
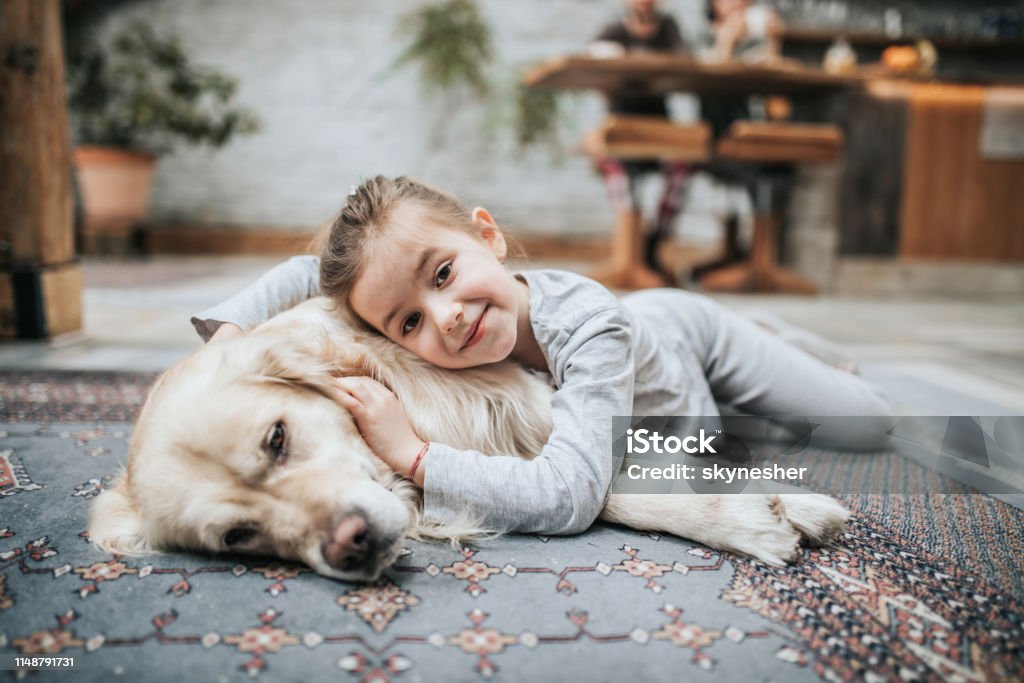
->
[434, 301, 463, 334]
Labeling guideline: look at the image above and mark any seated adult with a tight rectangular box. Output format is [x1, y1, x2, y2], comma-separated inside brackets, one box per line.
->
[589, 0, 693, 285]
[693, 0, 790, 279]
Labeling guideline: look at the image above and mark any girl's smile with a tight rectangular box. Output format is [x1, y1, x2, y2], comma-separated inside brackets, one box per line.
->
[460, 306, 488, 351]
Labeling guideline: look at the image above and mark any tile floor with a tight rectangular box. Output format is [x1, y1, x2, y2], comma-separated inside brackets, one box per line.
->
[5, 255, 1020, 415]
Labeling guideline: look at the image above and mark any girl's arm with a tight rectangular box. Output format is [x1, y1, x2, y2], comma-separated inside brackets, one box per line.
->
[190, 255, 321, 341]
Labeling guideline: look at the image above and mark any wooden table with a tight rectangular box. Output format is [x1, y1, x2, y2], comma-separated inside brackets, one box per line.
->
[524, 55, 861, 291]
[524, 54, 861, 97]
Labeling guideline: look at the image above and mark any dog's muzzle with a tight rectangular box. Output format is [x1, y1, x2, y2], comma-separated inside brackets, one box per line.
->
[322, 510, 373, 572]
[320, 509, 401, 580]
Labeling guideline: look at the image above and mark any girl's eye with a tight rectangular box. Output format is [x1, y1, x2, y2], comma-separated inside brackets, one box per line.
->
[434, 262, 452, 287]
[401, 312, 421, 335]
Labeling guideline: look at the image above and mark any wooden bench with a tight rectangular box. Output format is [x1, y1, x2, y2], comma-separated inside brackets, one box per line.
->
[699, 121, 843, 295]
[584, 115, 711, 161]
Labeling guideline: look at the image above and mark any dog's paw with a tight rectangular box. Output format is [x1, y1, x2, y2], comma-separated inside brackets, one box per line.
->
[777, 493, 850, 547]
[719, 495, 802, 566]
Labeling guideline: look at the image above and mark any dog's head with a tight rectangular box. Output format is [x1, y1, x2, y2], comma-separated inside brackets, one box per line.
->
[88, 331, 411, 582]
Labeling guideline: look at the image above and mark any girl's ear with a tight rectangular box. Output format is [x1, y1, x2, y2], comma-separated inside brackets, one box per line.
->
[471, 207, 507, 262]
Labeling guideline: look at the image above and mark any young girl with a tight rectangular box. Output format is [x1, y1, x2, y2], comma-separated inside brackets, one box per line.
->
[192, 176, 892, 536]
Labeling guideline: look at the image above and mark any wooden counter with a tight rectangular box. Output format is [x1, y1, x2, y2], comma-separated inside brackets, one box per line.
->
[902, 83, 1024, 260]
[840, 80, 1024, 262]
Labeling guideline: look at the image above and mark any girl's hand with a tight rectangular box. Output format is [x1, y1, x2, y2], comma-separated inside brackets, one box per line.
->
[333, 377, 427, 486]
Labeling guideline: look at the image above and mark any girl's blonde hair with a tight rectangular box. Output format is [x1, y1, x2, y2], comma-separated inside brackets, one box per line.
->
[316, 176, 521, 315]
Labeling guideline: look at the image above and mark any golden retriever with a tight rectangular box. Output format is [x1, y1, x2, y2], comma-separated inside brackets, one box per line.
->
[88, 298, 850, 581]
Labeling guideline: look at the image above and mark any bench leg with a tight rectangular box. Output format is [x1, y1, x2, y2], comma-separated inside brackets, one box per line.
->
[690, 215, 745, 281]
[699, 212, 817, 295]
[589, 209, 670, 290]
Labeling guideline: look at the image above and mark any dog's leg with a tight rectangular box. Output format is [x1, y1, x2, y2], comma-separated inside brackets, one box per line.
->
[775, 493, 850, 547]
[750, 480, 851, 547]
[601, 490, 848, 565]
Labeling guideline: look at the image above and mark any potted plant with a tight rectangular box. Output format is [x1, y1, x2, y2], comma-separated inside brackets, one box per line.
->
[66, 20, 260, 253]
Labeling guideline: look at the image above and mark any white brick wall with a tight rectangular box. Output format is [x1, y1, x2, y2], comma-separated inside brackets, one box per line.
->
[84, 0, 736, 242]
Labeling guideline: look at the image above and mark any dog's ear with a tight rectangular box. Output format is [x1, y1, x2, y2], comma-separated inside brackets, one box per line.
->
[252, 333, 343, 396]
[87, 473, 154, 555]
[251, 327, 386, 395]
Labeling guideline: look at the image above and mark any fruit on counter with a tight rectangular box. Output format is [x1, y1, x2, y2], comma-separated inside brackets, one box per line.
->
[881, 45, 920, 73]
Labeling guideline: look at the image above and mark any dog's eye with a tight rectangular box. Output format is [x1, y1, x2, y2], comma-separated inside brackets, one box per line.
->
[264, 421, 287, 461]
[224, 527, 257, 547]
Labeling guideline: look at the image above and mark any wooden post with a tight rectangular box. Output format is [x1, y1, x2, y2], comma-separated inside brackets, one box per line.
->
[0, 0, 82, 338]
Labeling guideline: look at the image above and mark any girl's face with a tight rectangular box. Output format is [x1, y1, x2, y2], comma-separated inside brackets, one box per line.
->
[347, 204, 523, 370]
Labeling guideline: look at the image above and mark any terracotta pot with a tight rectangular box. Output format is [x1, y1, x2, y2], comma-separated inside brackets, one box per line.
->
[73, 146, 157, 252]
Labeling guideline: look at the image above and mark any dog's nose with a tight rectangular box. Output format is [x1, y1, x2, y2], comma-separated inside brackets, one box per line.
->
[321, 513, 370, 572]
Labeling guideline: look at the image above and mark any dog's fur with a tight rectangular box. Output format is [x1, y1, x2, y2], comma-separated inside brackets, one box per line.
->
[89, 298, 849, 581]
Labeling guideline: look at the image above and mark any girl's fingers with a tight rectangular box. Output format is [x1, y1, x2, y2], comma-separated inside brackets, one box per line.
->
[334, 389, 358, 406]
[334, 376, 371, 397]
[333, 378, 367, 407]
[334, 391, 364, 418]
[334, 376, 392, 403]
[333, 377, 391, 416]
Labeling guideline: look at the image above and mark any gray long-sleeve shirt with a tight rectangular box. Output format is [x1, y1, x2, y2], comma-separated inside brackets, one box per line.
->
[192, 257, 893, 534]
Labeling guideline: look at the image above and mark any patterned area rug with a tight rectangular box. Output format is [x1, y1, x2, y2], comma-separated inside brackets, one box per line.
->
[1, 373, 1022, 682]
[0, 371, 157, 423]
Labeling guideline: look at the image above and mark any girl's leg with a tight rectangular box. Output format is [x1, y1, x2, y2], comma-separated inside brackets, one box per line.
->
[674, 291, 894, 450]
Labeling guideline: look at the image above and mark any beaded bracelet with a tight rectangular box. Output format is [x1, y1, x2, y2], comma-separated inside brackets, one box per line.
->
[408, 442, 430, 481]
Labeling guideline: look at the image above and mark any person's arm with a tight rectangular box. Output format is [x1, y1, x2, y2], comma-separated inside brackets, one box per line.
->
[712, 12, 746, 62]
[190, 255, 321, 342]
[764, 8, 785, 61]
[662, 15, 688, 54]
[594, 21, 625, 44]
[422, 305, 635, 535]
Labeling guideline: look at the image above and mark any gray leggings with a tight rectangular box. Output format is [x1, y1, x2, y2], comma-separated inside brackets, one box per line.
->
[623, 289, 895, 451]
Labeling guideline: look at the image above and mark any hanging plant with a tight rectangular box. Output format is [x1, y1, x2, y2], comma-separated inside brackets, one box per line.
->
[514, 83, 565, 153]
[392, 0, 494, 99]
[393, 0, 568, 158]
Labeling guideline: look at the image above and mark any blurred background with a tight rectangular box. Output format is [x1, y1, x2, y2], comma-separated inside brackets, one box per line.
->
[1, 0, 1023, 417]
